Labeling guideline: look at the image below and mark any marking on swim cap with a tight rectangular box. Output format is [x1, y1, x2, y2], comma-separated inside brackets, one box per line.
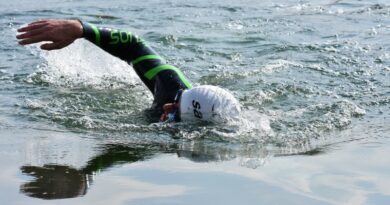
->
[89, 24, 101, 46]
[132, 55, 164, 65]
[192, 100, 202, 119]
[211, 104, 217, 117]
[144, 64, 192, 89]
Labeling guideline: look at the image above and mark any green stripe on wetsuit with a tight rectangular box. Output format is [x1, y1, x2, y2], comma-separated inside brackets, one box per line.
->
[133, 55, 191, 88]
[131, 55, 164, 65]
[89, 23, 101, 46]
[144, 64, 192, 89]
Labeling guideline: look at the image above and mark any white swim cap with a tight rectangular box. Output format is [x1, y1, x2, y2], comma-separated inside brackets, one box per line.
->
[179, 85, 241, 123]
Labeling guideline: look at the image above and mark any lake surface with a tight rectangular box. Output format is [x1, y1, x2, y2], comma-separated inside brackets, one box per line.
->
[0, 0, 389, 204]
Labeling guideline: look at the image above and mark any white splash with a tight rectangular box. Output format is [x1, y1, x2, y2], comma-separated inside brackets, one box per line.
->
[26, 39, 141, 89]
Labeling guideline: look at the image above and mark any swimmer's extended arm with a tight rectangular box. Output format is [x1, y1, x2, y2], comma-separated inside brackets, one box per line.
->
[16, 19, 162, 63]
[17, 19, 191, 95]
[16, 19, 165, 90]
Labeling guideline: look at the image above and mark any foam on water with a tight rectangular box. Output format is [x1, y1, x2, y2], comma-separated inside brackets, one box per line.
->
[26, 39, 141, 89]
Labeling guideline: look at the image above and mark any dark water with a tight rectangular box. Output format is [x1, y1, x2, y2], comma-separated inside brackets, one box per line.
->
[0, 0, 389, 204]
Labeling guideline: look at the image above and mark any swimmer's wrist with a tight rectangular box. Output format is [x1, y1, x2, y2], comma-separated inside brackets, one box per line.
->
[70, 19, 83, 39]
[77, 21, 101, 44]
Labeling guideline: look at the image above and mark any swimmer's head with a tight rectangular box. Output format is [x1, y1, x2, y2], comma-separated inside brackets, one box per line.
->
[160, 85, 241, 123]
[178, 85, 241, 123]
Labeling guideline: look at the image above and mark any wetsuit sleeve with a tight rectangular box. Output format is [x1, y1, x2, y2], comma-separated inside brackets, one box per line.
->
[80, 21, 192, 93]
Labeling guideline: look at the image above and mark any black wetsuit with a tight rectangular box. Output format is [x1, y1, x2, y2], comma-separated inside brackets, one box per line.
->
[81, 22, 192, 119]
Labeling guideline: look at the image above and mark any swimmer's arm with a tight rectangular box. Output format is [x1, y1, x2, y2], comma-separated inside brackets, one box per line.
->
[16, 19, 160, 63]
[16, 19, 190, 90]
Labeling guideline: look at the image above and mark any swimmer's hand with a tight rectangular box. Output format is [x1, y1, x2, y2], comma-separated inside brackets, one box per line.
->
[16, 19, 83, 50]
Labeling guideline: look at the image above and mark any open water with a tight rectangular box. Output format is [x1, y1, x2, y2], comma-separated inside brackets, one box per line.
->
[0, 0, 389, 204]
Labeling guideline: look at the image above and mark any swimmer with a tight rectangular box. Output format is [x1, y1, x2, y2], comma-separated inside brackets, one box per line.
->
[16, 19, 241, 123]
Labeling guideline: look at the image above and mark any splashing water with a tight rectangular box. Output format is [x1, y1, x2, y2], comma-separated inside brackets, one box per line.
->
[26, 39, 141, 89]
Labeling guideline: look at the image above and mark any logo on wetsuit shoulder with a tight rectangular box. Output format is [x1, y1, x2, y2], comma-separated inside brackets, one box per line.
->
[109, 31, 144, 44]
[192, 100, 202, 119]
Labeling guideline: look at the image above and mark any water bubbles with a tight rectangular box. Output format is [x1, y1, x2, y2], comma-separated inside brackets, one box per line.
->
[23, 99, 45, 110]
[163, 35, 178, 45]
[226, 21, 244, 30]
[366, 27, 378, 37]
[71, 116, 95, 129]
[229, 53, 241, 62]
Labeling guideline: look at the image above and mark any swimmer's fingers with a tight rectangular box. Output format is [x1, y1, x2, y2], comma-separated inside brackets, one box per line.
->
[40, 40, 73, 50]
[18, 19, 53, 33]
[16, 27, 47, 40]
[17, 22, 47, 33]
[18, 35, 50, 45]
[28, 20, 50, 26]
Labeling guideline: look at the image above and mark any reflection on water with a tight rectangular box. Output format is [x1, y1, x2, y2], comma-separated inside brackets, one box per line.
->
[19, 140, 275, 199]
[21, 165, 90, 199]
[20, 144, 163, 199]
[18, 133, 390, 204]
[20, 136, 345, 200]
